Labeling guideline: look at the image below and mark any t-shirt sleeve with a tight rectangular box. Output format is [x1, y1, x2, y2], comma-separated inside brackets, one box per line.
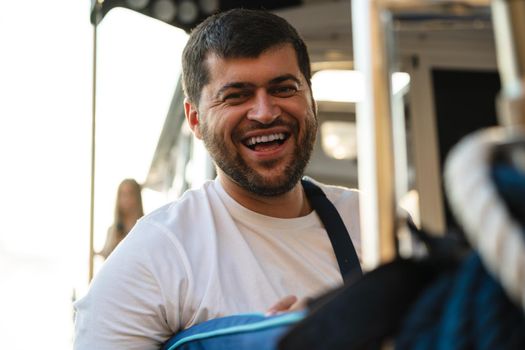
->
[73, 220, 190, 350]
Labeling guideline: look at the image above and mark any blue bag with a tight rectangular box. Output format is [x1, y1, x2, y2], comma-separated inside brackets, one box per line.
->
[162, 311, 305, 350]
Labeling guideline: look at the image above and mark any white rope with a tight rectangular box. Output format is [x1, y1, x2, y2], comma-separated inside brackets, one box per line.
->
[443, 127, 525, 312]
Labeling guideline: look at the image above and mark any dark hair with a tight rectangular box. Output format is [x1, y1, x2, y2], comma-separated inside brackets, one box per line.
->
[182, 8, 312, 105]
[114, 178, 144, 234]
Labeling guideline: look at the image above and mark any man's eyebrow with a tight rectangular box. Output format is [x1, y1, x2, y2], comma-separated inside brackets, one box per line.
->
[215, 82, 254, 99]
[214, 74, 302, 99]
[269, 74, 302, 85]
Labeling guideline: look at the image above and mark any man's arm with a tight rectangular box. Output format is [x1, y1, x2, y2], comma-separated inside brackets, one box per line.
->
[74, 223, 188, 350]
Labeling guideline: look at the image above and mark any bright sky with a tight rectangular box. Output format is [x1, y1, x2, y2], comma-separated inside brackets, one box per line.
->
[0, 2, 187, 349]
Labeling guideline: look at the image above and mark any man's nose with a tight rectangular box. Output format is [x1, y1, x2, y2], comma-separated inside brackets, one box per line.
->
[247, 90, 281, 124]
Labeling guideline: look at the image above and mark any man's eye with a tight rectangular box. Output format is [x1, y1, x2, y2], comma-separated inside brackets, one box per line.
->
[271, 86, 297, 97]
[223, 92, 250, 103]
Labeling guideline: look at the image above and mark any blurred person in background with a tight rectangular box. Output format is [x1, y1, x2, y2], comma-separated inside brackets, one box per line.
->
[97, 178, 144, 259]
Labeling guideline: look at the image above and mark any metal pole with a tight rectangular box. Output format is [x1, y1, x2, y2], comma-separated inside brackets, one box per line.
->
[352, 0, 397, 270]
[88, 2, 101, 283]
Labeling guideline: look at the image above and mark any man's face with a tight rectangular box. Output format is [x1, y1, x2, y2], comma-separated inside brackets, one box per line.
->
[186, 44, 317, 196]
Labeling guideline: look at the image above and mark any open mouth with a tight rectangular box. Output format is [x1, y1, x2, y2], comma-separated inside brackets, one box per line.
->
[242, 132, 290, 151]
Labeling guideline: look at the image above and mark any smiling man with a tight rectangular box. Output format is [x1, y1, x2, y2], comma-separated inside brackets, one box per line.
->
[187, 45, 318, 215]
[74, 8, 360, 350]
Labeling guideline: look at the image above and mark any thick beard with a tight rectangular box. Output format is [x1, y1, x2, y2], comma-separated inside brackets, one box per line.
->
[200, 115, 317, 197]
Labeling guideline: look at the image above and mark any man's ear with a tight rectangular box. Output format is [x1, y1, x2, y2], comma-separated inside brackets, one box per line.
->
[184, 98, 203, 140]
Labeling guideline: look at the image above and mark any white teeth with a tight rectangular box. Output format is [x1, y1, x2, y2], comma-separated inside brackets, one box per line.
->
[246, 133, 286, 146]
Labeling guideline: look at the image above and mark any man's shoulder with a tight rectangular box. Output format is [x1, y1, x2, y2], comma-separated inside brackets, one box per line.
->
[135, 180, 219, 233]
[304, 176, 359, 203]
[148, 180, 216, 214]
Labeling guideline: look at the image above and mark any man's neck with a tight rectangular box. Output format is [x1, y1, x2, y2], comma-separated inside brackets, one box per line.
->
[218, 176, 312, 219]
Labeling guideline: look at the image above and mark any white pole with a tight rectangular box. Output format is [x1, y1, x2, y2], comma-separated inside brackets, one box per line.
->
[352, 0, 397, 270]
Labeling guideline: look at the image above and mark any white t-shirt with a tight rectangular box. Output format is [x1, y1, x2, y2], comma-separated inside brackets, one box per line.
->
[74, 178, 360, 350]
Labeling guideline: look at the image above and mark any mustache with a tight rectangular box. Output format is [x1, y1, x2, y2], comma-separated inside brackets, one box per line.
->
[235, 118, 298, 136]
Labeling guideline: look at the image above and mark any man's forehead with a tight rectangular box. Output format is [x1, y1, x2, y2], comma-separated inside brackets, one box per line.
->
[203, 44, 303, 86]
